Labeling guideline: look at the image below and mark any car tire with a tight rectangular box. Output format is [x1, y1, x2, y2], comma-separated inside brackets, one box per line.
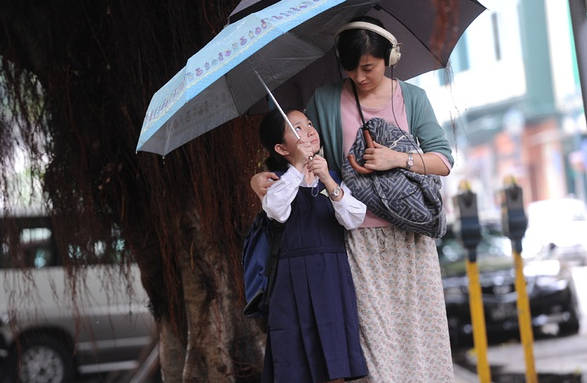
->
[8, 335, 75, 383]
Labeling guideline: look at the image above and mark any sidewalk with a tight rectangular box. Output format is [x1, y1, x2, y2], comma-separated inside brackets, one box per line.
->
[453, 363, 482, 383]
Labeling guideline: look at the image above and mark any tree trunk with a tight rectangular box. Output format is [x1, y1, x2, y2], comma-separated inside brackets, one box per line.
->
[159, 317, 187, 382]
[180, 210, 238, 382]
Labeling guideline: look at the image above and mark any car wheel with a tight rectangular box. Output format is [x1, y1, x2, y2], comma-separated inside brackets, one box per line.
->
[8, 335, 75, 383]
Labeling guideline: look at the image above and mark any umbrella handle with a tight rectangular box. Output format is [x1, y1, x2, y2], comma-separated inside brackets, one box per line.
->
[347, 129, 375, 175]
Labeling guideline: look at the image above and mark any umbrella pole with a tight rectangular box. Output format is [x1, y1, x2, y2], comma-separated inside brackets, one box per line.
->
[254, 70, 300, 140]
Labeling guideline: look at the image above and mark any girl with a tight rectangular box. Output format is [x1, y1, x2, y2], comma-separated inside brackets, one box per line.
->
[259, 108, 367, 383]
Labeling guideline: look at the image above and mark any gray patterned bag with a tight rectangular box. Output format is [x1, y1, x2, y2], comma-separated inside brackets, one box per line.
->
[341, 118, 447, 238]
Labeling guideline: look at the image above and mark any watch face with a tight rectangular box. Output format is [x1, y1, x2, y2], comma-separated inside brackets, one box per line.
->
[407, 153, 414, 169]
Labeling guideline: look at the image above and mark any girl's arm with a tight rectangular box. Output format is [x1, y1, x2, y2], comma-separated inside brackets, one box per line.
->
[262, 167, 302, 223]
[308, 155, 366, 230]
[331, 182, 366, 230]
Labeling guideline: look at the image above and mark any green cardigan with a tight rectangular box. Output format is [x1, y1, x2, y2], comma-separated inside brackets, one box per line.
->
[305, 79, 454, 174]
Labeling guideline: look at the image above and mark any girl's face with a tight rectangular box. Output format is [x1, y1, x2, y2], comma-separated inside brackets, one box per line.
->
[281, 110, 320, 153]
[346, 54, 387, 92]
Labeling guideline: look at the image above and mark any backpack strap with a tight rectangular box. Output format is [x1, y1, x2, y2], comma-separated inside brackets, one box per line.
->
[261, 169, 286, 308]
[263, 219, 285, 305]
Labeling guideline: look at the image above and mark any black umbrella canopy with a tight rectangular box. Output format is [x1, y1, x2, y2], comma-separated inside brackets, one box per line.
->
[137, 0, 485, 155]
[228, 0, 280, 23]
[236, 0, 486, 112]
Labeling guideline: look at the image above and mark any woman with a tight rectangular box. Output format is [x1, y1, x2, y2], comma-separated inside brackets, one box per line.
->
[252, 16, 455, 382]
[259, 108, 367, 383]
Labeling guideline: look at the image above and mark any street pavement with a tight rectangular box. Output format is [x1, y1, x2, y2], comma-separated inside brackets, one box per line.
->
[452, 266, 587, 382]
[82, 267, 587, 383]
[454, 363, 481, 383]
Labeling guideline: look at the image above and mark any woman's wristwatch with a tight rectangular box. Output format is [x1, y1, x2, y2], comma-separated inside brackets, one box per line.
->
[406, 153, 414, 170]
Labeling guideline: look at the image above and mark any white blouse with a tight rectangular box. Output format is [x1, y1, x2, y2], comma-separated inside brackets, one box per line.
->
[262, 165, 366, 230]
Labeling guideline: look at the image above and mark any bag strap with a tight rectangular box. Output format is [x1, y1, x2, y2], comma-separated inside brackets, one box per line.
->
[351, 81, 367, 129]
[263, 169, 285, 300]
[264, 219, 285, 301]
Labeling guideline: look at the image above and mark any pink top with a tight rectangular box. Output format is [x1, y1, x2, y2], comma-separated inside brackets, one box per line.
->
[341, 81, 409, 228]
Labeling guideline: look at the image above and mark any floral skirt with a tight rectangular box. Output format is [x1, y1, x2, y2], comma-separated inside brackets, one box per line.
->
[346, 226, 455, 382]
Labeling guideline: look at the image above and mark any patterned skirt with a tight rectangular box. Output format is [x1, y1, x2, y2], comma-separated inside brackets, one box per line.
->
[346, 226, 455, 382]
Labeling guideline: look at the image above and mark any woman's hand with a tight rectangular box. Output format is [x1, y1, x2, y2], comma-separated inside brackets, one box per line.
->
[362, 141, 404, 171]
[250, 171, 279, 200]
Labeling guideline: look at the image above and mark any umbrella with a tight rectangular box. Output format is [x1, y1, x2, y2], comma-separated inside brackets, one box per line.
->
[137, 0, 486, 156]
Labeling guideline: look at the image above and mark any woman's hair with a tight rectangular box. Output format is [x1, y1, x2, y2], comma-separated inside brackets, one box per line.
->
[259, 107, 295, 172]
[336, 16, 390, 72]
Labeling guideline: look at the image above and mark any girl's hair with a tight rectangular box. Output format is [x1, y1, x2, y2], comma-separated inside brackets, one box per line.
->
[336, 16, 390, 72]
[259, 107, 296, 172]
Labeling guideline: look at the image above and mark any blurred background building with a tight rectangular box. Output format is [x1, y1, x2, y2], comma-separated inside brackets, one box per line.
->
[408, 0, 586, 220]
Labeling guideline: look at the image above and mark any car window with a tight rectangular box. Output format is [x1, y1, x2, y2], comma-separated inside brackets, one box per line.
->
[67, 237, 128, 264]
[477, 234, 511, 257]
[1, 216, 130, 269]
[21, 227, 55, 268]
[1, 224, 57, 269]
[438, 228, 512, 264]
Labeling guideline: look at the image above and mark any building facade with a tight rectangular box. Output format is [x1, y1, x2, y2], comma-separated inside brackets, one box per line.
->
[408, 0, 586, 219]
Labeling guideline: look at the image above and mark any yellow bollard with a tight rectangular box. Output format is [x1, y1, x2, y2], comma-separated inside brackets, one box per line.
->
[500, 177, 537, 383]
[465, 255, 492, 383]
[453, 180, 491, 383]
[513, 247, 537, 383]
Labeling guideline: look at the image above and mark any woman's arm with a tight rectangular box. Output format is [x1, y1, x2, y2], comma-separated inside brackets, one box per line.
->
[362, 142, 450, 176]
[250, 171, 280, 200]
[406, 151, 450, 176]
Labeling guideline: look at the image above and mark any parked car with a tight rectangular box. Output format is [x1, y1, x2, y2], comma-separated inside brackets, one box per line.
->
[523, 198, 587, 266]
[437, 222, 581, 348]
[0, 212, 156, 383]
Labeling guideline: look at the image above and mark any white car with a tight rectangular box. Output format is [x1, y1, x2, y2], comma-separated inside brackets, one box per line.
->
[523, 198, 587, 266]
[0, 213, 156, 383]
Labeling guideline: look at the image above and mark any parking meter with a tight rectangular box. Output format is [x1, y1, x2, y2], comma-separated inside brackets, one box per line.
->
[500, 177, 528, 253]
[453, 186, 482, 258]
[499, 177, 537, 383]
[452, 182, 491, 383]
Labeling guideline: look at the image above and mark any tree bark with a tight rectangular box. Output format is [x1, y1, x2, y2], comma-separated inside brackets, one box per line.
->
[180, 210, 236, 382]
[159, 317, 187, 382]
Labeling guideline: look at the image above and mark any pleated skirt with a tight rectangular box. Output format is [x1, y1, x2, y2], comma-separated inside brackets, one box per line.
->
[262, 251, 367, 383]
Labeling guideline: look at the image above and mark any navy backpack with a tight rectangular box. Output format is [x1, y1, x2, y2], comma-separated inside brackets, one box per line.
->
[242, 210, 285, 318]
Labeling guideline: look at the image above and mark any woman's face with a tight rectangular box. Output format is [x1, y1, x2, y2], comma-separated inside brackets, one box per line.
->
[346, 54, 387, 93]
[282, 110, 320, 153]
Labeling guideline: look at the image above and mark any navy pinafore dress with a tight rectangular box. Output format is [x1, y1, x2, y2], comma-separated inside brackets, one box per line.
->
[262, 175, 367, 383]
